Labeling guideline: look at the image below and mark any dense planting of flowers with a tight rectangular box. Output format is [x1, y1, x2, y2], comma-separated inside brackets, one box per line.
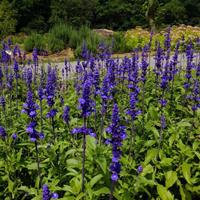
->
[0, 31, 200, 200]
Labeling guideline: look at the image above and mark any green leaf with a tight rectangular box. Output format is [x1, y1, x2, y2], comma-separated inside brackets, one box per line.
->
[27, 162, 38, 170]
[160, 158, 173, 167]
[86, 135, 96, 151]
[177, 121, 191, 127]
[165, 171, 178, 189]
[89, 174, 103, 188]
[63, 185, 73, 194]
[143, 148, 158, 165]
[71, 178, 81, 194]
[144, 140, 156, 147]
[141, 164, 153, 176]
[177, 179, 186, 200]
[8, 178, 14, 195]
[76, 192, 85, 200]
[138, 176, 157, 186]
[94, 187, 110, 196]
[182, 163, 192, 184]
[96, 158, 107, 174]
[67, 159, 81, 168]
[157, 184, 174, 200]
[185, 184, 200, 193]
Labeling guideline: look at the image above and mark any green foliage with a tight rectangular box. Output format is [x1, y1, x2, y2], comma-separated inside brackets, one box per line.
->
[156, 0, 186, 27]
[0, 0, 17, 38]
[46, 33, 65, 53]
[113, 32, 131, 53]
[24, 33, 46, 52]
[49, 23, 74, 45]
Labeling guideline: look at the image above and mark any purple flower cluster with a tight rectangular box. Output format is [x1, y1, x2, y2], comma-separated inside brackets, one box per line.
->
[78, 78, 94, 118]
[71, 127, 96, 137]
[106, 104, 126, 182]
[62, 106, 70, 124]
[184, 43, 194, 89]
[45, 67, 57, 118]
[0, 126, 7, 138]
[22, 91, 41, 142]
[0, 96, 6, 111]
[42, 185, 58, 200]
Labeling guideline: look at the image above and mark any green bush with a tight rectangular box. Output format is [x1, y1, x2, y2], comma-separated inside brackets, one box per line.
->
[68, 29, 82, 49]
[49, 23, 74, 46]
[47, 33, 65, 53]
[24, 33, 46, 52]
[113, 32, 130, 53]
[0, 0, 17, 38]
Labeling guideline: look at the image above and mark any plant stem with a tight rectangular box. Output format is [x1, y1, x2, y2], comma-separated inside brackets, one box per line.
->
[128, 120, 135, 159]
[82, 117, 87, 193]
[109, 181, 114, 200]
[35, 141, 41, 189]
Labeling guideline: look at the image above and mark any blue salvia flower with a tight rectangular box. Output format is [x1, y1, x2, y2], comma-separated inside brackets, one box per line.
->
[71, 127, 96, 137]
[81, 42, 90, 60]
[137, 165, 143, 174]
[93, 69, 100, 97]
[100, 75, 111, 114]
[0, 96, 6, 111]
[22, 91, 40, 141]
[169, 41, 180, 81]
[46, 67, 57, 107]
[13, 60, 19, 79]
[188, 80, 200, 111]
[6, 73, 13, 90]
[106, 103, 126, 182]
[42, 184, 51, 200]
[12, 133, 17, 140]
[13, 45, 18, 57]
[0, 66, 3, 87]
[42, 184, 58, 200]
[0, 126, 7, 138]
[160, 114, 166, 129]
[8, 38, 12, 46]
[154, 42, 164, 76]
[33, 48, 38, 66]
[46, 109, 57, 119]
[63, 106, 70, 124]
[38, 86, 45, 101]
[127, 90, 141, 120]
[78, 78, 94, 118]
[106, 59, 116, 90]
[98, 41, 111, 60]
[184, 43, 194, 89]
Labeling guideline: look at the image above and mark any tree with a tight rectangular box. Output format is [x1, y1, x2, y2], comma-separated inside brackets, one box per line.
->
[49, 0, 98, 27]
[145, 0, 159, 31]
[0, 0, 17, 38]
[156, 0, 186, 26]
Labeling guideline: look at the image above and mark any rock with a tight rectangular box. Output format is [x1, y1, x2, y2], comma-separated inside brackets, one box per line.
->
[93, 29, 114, 37]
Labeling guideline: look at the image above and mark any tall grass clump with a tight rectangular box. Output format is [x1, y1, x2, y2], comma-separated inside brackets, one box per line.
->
[113, 32, 131, 53]
[49, 23, 74, 45]
[46, 33, 65, 53]
[24, 33, 46, 52]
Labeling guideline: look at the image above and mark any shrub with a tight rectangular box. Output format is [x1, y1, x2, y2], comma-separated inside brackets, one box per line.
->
[113, 32, 131, 53]
[49, 23, 74, 46]
[24, 33, 46, 52]
[47, 33, 65, 53]
[0, 0, 17, 38]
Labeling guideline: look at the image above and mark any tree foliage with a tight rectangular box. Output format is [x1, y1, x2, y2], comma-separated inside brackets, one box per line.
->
[0, 0, 199, 36]
[0, 0, 17, 38]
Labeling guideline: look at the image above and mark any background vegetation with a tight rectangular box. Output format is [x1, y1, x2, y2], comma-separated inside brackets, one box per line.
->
[0, 0, 200, 38]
